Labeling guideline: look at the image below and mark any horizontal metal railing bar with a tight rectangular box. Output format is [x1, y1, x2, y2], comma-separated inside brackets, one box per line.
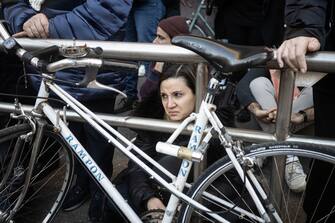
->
[0, 102, 276, 143]
[0, 38, 335, 73]
[2, 102, 335, 148]
[3, 102, 335, 147]
[1, 38, 204, 63]
[287, 135, 335, 147]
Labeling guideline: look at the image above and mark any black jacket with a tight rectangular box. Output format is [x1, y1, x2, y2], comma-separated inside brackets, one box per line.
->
[284, 0, 330, 47]
[116, 92, 227, 213]
[215, 0, 285, 47]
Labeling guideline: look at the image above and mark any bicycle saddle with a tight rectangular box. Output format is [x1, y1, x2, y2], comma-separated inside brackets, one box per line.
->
[172, 35, 273, 72]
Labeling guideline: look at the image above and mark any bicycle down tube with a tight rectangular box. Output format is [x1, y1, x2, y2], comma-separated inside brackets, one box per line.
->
[30, 72, 239, 222]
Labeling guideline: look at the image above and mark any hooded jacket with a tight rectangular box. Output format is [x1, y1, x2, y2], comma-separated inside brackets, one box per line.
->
[3, 0, 133, 101]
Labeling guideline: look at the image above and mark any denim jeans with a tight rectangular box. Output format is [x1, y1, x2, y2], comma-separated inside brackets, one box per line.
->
[122, 0, 166, 99]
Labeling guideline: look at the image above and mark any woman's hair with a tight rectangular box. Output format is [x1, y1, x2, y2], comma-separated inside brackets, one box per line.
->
[134, 63, 197, 119]
[159, 63, 197, 94]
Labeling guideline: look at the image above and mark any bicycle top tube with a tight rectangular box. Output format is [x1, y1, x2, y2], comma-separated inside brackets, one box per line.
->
[172, 35, 273, 73]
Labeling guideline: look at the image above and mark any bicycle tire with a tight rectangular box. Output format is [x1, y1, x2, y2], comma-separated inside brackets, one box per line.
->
[178, 142, 335, 223]
[0, 123, 74, 223]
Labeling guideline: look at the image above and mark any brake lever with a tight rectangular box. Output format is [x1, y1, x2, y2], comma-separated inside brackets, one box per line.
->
[76, 66, 127, 98]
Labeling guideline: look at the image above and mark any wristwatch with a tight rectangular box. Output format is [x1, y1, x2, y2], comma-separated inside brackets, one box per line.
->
[298, 110, 308, 122]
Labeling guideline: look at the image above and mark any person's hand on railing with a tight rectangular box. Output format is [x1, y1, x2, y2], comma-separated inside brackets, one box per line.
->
[13, 13, 49, 38]
[277, 36, 321, 73]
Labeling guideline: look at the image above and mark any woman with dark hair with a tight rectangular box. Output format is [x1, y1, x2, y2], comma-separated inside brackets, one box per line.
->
[100, 63, 228, 222]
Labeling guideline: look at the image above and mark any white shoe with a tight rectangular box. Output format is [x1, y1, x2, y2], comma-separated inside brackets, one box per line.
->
[285, 156, 306, 193]
[255, 157, 266, 168]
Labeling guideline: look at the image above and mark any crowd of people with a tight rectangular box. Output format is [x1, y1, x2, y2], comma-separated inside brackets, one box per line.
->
[0, 0, 334, 222]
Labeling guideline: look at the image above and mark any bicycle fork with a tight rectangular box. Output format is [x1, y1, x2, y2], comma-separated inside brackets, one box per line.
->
[208, 107, 280, 222]
[0, 120, 46, 222]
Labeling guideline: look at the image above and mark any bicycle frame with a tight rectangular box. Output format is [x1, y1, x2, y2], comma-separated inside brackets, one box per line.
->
[32, 74, 225, 222]
[24, 63, 281, 223]
[0, 22, 315, 222]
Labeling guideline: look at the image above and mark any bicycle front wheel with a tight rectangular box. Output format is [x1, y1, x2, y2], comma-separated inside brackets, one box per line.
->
[179, 142, 335, 223]
[0, 123, 74, 223]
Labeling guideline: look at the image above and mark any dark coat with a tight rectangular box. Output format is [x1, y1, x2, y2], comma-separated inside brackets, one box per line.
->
[284, 0, 328, 46]
[214, 0, 285, 47]
[116, 92, 227, 213]
[2, 0, 132, 101]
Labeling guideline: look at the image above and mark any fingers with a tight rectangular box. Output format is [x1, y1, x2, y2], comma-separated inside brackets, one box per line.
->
[277, 37, 321, 73]
[22, 13, 49, 38]
[277, 39, 299, 72]
[276, 43, 285, 68]
[295, 41, 307, 73]
[268, 110, 277, 121]
[13, 31, 28, 38]
[31, 22, 43, 38]
[35, 17, 48, 38]
[285, 42, 298, 72]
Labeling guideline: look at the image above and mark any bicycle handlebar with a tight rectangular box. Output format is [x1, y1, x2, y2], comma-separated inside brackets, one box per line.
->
[46, 58, 138, 73]
[0, 22, 138, 74]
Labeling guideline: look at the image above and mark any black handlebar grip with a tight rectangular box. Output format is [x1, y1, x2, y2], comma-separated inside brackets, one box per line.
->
[21, 45, 59, 73]
[31, 45, 60, 58]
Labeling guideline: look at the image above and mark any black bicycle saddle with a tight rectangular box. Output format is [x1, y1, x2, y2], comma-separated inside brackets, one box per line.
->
[172, 35, 273, 73]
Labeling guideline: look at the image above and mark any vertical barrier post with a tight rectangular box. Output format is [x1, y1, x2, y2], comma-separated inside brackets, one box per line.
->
[271, 69, 296, 213]
[194, 63, 208, 181]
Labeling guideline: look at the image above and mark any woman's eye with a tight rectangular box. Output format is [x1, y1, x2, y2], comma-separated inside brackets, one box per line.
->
[161, 94, 167, 100]
[157, 35, 165, 41]
[173, 92, 183, 98]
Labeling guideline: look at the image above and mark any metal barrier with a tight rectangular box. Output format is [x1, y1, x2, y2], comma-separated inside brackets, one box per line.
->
[1, 38, 335, 73]
[2, 39, 335, 186]
[0, 40, 335, 145]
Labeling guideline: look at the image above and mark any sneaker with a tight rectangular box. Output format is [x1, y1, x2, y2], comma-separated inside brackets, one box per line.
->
[62, 185, 90, 212]
[285, 156, 307, 193]
[88, 191, 106, 222]
[114, 98, 137, 114]
[254, 157, 266, 168]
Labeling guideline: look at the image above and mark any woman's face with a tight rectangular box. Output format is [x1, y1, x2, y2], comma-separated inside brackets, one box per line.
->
[160, 77, 195, 121]
[153, 27, 171, 44]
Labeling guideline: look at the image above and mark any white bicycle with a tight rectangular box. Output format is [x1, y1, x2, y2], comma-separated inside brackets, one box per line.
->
[0, 22, 335, 223]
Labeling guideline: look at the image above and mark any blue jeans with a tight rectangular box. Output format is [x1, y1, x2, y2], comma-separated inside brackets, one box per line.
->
[122, 0, 166, 99]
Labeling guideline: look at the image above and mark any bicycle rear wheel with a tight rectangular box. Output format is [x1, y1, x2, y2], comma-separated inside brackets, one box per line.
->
[0, 123, 74, 223]
[178, 142, 335, 223]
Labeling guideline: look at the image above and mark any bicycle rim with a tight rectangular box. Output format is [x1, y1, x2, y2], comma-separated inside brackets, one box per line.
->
[178, 142, 335, 223]
[0, 123, 74, 223]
